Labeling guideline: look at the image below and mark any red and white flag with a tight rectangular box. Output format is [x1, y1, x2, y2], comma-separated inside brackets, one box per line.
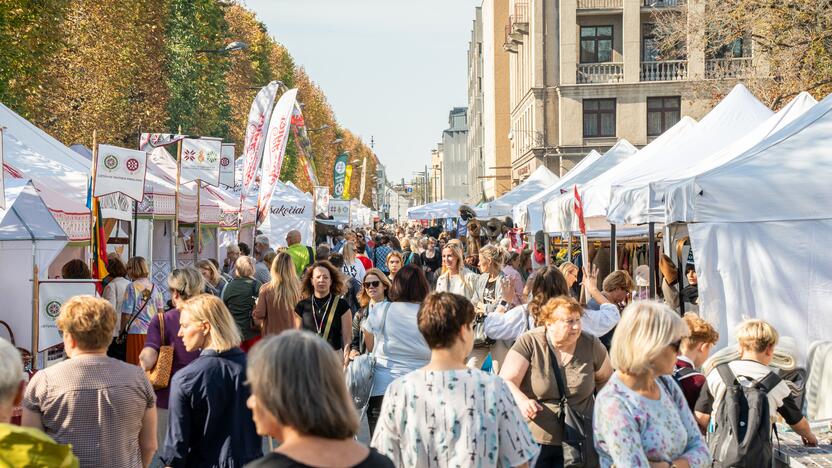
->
[257, 88, 298, 225]
[573, 185, 587, 235]
[241, 81, 281, 197]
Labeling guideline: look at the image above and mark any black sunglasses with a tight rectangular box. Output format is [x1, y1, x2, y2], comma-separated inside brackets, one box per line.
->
[669, 339, 682, 352]
[363, 280, 381, 289]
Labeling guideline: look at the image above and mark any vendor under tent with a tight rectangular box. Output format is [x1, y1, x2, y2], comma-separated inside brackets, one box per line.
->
[662, 91, 832, 361]
[515, 140, 638, 232]
[0, 178, 68, 358]
[407, 199, 461, 220]
[543, 116, 697, 235]
[606, 84, 774, 226]
[479, 165, 558, 218]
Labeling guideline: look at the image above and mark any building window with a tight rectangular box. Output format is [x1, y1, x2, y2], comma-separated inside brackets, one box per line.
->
[580, 26, 613, 63]
[647, 96, 681, 136]
[583, 99, 616, 138]
[711, 37, 749, 59]
[642, 24, 659, 61]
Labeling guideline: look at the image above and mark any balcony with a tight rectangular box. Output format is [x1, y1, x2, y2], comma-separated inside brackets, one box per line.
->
[512, 2, 529, 34]
[577, 63, 623, 84]
[705, 57, 752, 79]
[503, 24, 519, 53]
[640, 60, 688, 81]
[577, 0, 622, 9]
[642, 0, 685, 7]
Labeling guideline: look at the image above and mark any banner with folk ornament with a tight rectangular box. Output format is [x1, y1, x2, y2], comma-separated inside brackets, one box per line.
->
[38, 280, 97, 351]
[220, 144, 236, 187]
[332, 152, 348, 199]
[93, 144, 148, 202]
[138, 133, 185, 152]
[242, 81, 281, 197]
[257, 88, 299, 225]
[181, 137, 222, 186]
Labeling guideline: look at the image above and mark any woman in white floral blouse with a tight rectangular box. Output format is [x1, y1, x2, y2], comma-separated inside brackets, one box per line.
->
[371, 292, 538, 467]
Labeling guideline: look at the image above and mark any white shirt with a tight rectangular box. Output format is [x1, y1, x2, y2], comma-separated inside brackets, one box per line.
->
[103, 277, 130, 337]
[703, 359, 792, 420]
[363, 302, 431, 396]
[435, 269, 479, 300]
[342, 259, 366, 283]
[483, 302, 621, 341]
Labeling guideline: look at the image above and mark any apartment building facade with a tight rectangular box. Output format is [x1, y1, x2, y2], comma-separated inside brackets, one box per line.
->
[502, 0, 750, 182]
[466, 7, 486, 204]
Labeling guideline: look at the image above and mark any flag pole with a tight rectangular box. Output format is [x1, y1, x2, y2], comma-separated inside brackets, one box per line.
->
[174, 126, 182, 268]
[89, 130, 98, 271]
[195, 179, 201, 262]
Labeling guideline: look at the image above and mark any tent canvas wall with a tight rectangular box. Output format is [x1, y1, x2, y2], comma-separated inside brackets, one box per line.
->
[0, 179, 68, 354]
[480, 165, 559, 218]
[259, 181, 314, 247]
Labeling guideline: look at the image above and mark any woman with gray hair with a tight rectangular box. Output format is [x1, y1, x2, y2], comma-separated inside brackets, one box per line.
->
[140, 267, 205, 450]
[593, 301, 710, 468]
[245, 330, 393, 467]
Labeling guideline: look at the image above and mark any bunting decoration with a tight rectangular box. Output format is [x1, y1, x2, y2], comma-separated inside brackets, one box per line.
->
[242, 81, 281, 197]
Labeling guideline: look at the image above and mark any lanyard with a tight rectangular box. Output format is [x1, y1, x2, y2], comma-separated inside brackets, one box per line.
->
[311, 295, 332, 335]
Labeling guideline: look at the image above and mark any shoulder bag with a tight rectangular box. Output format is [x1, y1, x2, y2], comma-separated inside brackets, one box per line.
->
[546, 332, 600, 468]
[345, 302, 390, 412]
[116, 284, 155, 344]
[145, 312, 174, 390]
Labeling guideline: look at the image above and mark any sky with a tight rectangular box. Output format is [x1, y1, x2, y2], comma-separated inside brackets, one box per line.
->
[245, 0, 480, 184]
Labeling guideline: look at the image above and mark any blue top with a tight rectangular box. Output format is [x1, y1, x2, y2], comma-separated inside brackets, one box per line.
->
[160, 348, 262, 468]
[371, 245, 394, 273]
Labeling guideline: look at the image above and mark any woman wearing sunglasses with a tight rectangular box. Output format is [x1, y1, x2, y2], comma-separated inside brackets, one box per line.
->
[349, 268, 391, 359]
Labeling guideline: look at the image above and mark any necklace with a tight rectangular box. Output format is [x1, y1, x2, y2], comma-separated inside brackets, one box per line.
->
[311, 294, 332, 335]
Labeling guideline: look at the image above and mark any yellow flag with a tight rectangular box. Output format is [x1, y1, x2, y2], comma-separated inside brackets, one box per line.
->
[343, 165, 353, 200]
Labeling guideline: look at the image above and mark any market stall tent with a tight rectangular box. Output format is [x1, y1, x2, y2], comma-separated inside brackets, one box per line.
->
[0, 178, 68, 354]
[678, 91, 832, 360]
[479, 165, 558, 218]
[407, 200, 461, 220]
[259, 181, 314, 247]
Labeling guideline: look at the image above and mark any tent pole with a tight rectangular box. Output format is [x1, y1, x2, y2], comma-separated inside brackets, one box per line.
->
[173, 127, 181, 268]
[567, 234, 573, 262]
[131, 201, 137, 258]
[610, 224, 617, 272]
[543, 233, 550, 266]
[676, 237, 686, 315]
[195, 180, 201, 263]
[648, 222, 656, 298]
[31, 263, 39, 370]
[89, 130, 97, 271]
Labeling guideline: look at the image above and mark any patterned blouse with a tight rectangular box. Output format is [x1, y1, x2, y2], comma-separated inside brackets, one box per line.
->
[120, 277, 165, 334]
[371, 368, 539, 468]
[593, 372, 711, 467]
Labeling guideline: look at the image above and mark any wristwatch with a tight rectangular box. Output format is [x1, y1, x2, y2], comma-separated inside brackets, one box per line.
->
[498, 299, 509, 308]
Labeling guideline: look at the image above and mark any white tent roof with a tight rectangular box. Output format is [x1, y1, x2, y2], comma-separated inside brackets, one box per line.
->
[663, 92, 818, 223]
[407, 200, 460, 220]
[606, 84, 773, 225]
[516, 140, 639, 232]
[671, 91, 832, 223]
[0, 178, 67, 241]
[480, 165, 559, 218]
[543, 116, 698, 234]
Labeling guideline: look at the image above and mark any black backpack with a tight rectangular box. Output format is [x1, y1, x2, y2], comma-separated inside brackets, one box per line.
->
[708, 363, 782, 468]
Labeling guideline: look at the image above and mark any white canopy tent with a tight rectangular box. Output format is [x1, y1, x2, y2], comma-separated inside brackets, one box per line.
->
[479, 165, 559, 218]
[0, 178, 68, 354]
[259, 181, 314, 247]
[407, 200, 461, 220]
[543, 116, 697, 234]
[516, 140, 639, 232]
[606, 84, 773, 225]
[672, 92, 832, 360]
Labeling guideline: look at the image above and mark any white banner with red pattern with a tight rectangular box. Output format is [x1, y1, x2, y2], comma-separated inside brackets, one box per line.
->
[93, 144, 148, 202]
[257, 88, 298, 225]
[241, 81, 281, 197]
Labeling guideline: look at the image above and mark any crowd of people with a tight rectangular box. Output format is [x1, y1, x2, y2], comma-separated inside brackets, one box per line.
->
[0, 223, 823, 467]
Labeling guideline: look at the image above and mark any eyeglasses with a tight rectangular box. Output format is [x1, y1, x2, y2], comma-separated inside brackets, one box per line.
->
[363, 280, 381, 289]
[669, 339, 682, 353]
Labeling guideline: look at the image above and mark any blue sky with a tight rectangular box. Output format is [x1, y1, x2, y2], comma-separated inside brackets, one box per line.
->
[245, 0, 480, 183]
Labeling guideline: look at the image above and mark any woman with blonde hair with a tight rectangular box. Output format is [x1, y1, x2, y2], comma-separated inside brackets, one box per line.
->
[435, 242, 478, 300]
[159, 295, 262, 467]
[593, 301, 709, 468]
[253, 252, 301, 337]
[341, 241, 367, 282]
[23, 296, 157, 467]
[558, 261, 580, 294]
[140, 267, 205, 450]
[501, 296, 613, 467]
[246, 331, 393, 467]
[120, 256, 166, 365]
[197, 259, 228, 297]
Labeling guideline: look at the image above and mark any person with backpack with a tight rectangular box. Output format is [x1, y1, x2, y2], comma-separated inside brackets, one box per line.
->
[673, 313, 719, 412]
[694, 319, 818, 467]
[593, 301, 710, 468]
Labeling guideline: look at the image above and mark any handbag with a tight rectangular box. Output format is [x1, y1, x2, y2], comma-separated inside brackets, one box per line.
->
[116, 285, 155, 344]
[546, 332, 599, 468]
[145, 313, 174, 390]
[345, 302, 390, 411]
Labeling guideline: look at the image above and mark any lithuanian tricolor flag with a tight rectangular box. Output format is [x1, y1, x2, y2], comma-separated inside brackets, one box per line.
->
[87, 178, 108, 293]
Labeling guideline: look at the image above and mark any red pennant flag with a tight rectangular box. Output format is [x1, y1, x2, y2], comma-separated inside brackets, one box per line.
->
[573, 185, 587, 235]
